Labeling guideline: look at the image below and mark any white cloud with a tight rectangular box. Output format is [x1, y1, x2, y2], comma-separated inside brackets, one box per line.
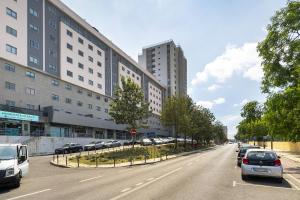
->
[191, 42, 262, 86]
[196, 97, 226, 109]
[233, 98, 249, 107]
[207, 84, 221, 91]
[219, 114, 243, 139]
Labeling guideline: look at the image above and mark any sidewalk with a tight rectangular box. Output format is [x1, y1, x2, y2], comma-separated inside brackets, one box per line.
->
[264, 146, 300, 163]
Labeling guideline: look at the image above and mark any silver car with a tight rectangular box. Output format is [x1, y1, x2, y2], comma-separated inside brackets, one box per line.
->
[241, 149, 283, 183]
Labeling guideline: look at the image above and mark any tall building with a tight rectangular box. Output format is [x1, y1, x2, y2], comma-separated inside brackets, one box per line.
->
[0, 0, 168, 139]
[138, 40, 187, 97]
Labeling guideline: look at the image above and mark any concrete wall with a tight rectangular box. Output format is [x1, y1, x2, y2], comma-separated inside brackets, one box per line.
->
[0, 136, 123, 156]
[249, 141, 300, 153]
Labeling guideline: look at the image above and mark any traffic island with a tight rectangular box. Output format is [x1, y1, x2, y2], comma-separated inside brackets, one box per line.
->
[50, 144, 216, 168]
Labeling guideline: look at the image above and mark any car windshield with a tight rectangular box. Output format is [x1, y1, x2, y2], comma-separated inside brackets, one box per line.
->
[89, 141, 96, 144]
[0, 146, 17, 160]
[247, 151, 277, 161]
[63, 144, 70, 147]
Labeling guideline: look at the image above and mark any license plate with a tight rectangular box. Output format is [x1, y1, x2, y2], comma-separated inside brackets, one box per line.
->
[253, 168, 268, 172]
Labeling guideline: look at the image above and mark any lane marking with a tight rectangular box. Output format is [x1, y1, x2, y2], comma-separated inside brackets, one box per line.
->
[234, 166, 237, 169]
[146, 177, 154, 181]
[236, 182, 298, 191]
[121, 188, 131, 193]
[285, 177, 300, 190]
[135, 182, 143, 186]
[6, 189, 52, 200]
[287, 174, 300, 185]
[233, 181, 236, 187]
[110, 167, 182, 200]
[79, 175, 103, 183]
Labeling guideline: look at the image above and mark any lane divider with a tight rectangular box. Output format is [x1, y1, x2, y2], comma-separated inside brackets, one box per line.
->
[6, 189, 52, 200]
[79, 175, 103, 183]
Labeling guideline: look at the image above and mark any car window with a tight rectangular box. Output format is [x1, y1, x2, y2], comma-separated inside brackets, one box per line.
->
[0, 146, 17, 160]
[247, 151, 277, 161]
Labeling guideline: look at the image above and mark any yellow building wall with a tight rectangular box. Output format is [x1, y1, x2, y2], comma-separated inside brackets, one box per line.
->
[248, 141, 300, 153]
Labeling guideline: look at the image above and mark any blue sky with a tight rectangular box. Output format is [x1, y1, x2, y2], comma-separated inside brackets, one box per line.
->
[61, 0, 286, 138]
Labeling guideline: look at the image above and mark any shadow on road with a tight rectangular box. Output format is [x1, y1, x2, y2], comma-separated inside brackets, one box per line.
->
[243, 176, 292, 189]
[0, 185, 17, 194]
[284, 167, 300, 175]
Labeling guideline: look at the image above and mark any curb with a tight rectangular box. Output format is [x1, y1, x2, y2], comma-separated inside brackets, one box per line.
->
[50, 146, 216, 169]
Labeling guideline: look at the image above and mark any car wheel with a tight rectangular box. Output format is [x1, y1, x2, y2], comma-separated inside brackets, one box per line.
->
[241, 174, 248, 181]
[12, 172, 21, 188]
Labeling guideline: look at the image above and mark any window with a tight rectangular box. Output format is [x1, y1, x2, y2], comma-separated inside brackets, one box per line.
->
[26, 104, 35, 110]
[49, 34, 56, 42]
[97, 61, 102, 67]
[65, 98, 72, 104]
[65, 84, 72, 90]
[78, 37, 83, 44]
[137, 77, 140, 80]
[25, 87, 35, 95]
[88, 56, 93, 62]
[25, 71, 35, 79]
[49, 64, 57, 71]
[51, 79, 59, 86]
[122, 67, 125, 71]
[67, 57, 73, 64]
[96, 95, 101, 100]
[78, 63, 84, 69]
[88, 44, 93, 51]
[52, 94, 59, 101]
[77, 89, 83, 94]
[6, 100, 15, 107]
[67, 70, 73, 77]
[6, 8, 17, 19]
[104, 97, 108, 102]
[29, 56, 38, 64]
[97, 73, 102, 78]
[127, 70, 130, 75]
[77, 101, 83, 107]
[96, 106, 101, 111]
[29, 24, 39, 32]
[49, 19, 56, 29]
[78, 75, 84, 82]
[29, 8, 38, 17]
[30, 40, 39, 49]
[6, 26, 17, 37]
[5, 81, 15, 90]
[88, 68, 93, 74]
[78, 50, 84, 57]
[105, 109, 108, 113]
[49, 49, 57, 57]
[88, 104, 93, 109]
[6, 44, 17, 54]
[67, 30, 73, 37]
[88, 80, 93, 86]
[5, 63, 15, 72]
[97, 50, 102, 56]
[67, 43, 73, 50]
[87, 92, 92, 97]
[97, 84, 102, 89]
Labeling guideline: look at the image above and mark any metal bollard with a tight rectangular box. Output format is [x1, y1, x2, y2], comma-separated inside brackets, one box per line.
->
[53, 154, 55, 162]
[65, 156, 68, 166]
[77, 156, 80, 167]
[144, 155, 147, 164]
[56, 154, 59, 164]
[114, 158, 116, 167]
[96, 156, 98, 168]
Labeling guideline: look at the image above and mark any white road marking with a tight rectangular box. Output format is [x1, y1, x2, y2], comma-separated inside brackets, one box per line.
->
[287, 174, 300, 185]
[79, 175, 103, 183]
[236, 182, 298, 191]
[110, 167, 182, 200]
[146, 177, 154, 181]
[6, 189, 52, 200]
[286, 177, 300, 190]
[135, 182, 143, 186]
[121, 188, 131, 193]
[233, 181, 236, 187]
[234, 166, 237, 169]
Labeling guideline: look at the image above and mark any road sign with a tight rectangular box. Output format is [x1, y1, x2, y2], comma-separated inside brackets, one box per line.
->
[130, 128, 137, 136]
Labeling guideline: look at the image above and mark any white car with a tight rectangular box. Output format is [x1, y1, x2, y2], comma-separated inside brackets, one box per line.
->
[0, 144, 29, 187]
[84, 141, 104, 151]
[241, 149, 283, 183]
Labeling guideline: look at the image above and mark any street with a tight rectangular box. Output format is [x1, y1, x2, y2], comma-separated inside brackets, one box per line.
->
[1, 144, 299, 200]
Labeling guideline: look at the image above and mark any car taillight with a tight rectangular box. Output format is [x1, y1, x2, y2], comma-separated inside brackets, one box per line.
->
[242, 158, 249, 165]
[274, 159, 281, 166]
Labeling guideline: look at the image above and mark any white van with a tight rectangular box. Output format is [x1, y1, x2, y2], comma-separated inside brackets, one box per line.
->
[0, 144, 29, 187]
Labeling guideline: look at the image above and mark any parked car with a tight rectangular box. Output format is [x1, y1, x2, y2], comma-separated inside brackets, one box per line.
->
[241, 149, 283, 183]
[84, 141, 104, 151]
[123, 139, 140, 146]
[141, 138, 153, 146]
[0, 144, 29, 188]
[103, 140, 121, 148]
[237, 146, 260, 166]
[150, 138, 163, 145]
[54, 143, 83, 154]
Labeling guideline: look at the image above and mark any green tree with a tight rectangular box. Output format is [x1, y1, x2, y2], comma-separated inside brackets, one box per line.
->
[213, 121, 227, 144]
[109, 77, 150, 147]
[257, 1, 300, 93]
[241, 101, 263, 122]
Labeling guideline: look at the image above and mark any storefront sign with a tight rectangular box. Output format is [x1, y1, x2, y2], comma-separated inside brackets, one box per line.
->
[0, 111, 39, 122]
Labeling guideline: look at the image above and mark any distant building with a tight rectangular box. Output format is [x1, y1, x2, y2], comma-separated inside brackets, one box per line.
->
[138, 40, 187, 97]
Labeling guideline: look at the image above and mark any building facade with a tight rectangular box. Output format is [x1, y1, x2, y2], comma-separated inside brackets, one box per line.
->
[0, 0, 169, 140]
[138, 40, 187, 97]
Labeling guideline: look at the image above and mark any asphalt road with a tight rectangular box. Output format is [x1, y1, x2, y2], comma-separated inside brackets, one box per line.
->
[1, 144, 300, 200]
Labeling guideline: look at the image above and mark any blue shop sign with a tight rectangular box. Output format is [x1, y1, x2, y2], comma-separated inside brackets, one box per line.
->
[0, 111, 39, 122]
